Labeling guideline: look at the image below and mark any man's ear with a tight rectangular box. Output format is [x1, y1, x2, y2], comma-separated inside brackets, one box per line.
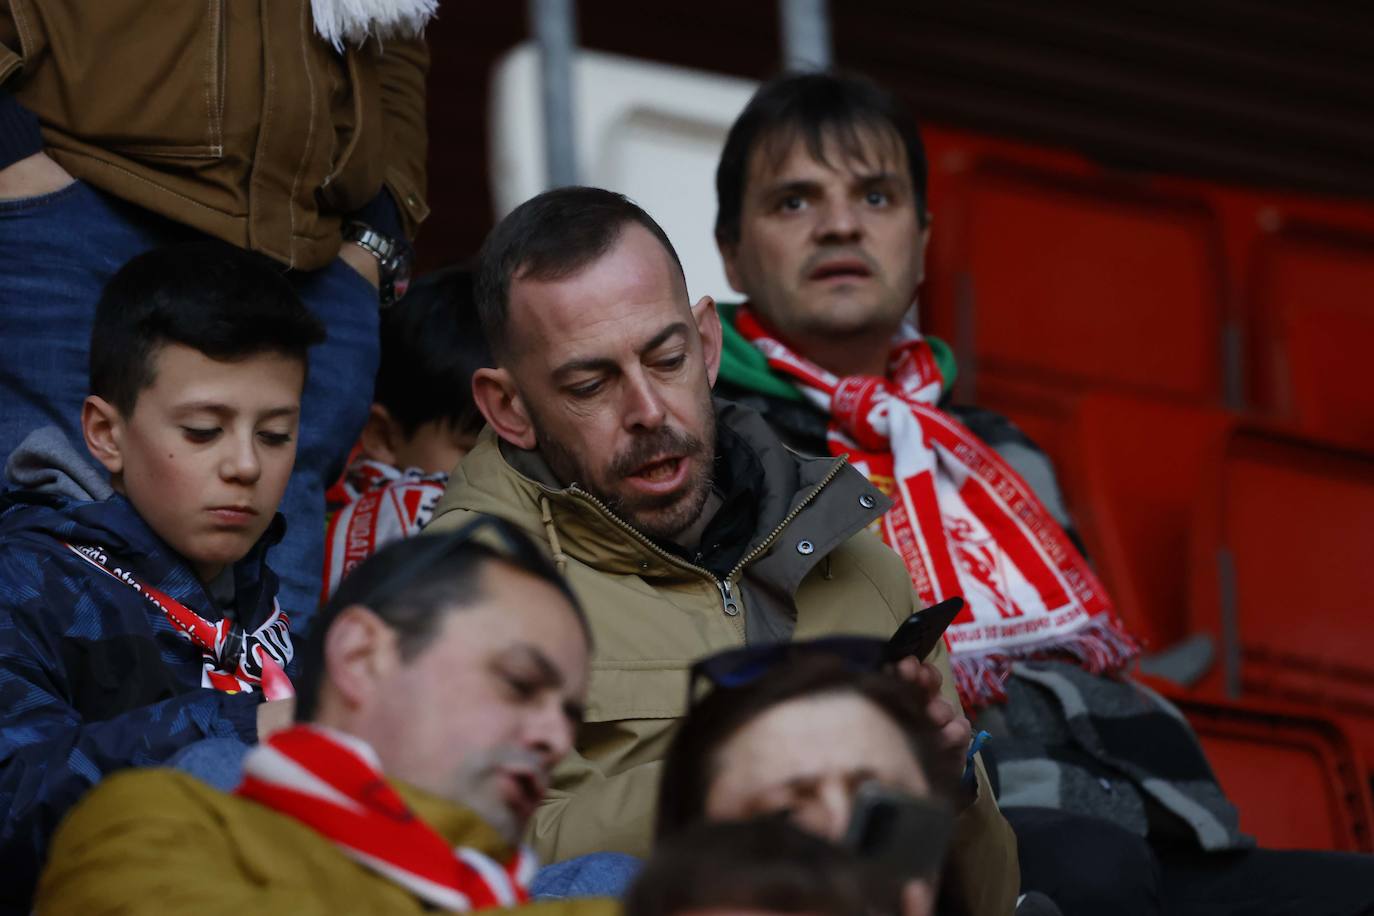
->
[471, 366, 536, 450]
[359, 404, 403, 466]
[716, 236, 746, 296]
[319, 605, 399, 715]
[692, 295, 723, 388]
[81, 395, 124, 476]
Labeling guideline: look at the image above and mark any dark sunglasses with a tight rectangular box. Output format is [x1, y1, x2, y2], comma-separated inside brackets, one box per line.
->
[688, 635, 892, 705]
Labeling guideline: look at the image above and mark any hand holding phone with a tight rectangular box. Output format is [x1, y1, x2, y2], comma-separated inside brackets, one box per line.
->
[884, 596, 964, 663]
[885, 597, 976, 795]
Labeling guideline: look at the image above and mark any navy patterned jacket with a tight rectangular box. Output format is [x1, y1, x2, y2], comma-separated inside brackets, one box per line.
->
[0, 484, 283, 907]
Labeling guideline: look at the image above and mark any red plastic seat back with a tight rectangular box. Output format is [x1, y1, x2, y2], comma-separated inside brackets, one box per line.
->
[1188, 430, 1374, 735]
[1247, 225, 1374, 446]
[1066, 394, 1232, 650]
[1155, 685, 1374, 853]
[943, 163, 1229, 403]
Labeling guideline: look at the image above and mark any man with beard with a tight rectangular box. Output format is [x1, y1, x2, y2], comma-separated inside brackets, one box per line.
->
[709, 70, 1374, 916]
[426, 186, 1019, 916]
[37, 518, 611, 915]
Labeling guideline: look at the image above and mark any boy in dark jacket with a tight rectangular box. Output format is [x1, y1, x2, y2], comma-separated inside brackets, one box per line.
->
[0, 241, 324, 908]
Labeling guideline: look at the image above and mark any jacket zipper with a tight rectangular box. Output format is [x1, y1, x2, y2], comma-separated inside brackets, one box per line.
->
[565, 455, 850, 616]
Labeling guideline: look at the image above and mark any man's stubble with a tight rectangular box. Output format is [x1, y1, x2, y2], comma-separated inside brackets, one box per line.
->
[525, 384, 718, 543]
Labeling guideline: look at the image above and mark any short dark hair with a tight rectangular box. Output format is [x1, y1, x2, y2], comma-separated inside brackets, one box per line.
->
[293, 515, 588, 721]
[475, 187, 685, 359]
[375, 264, 488, 439]
[89, 241, 325, 417]
[715, 70, 930, 245]
[656, 653, 952, 840]
[627, 818, 898, 916]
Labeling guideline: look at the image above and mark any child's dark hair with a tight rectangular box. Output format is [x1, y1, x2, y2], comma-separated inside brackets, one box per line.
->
[89, 241, 325, 417]
[374, 264, 489, 439]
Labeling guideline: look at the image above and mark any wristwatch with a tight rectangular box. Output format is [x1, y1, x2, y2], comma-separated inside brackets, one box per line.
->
[342, 221, 413, 308]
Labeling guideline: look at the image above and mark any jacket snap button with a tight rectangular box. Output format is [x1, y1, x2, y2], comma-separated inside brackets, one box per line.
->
[859, 494, 876, 509]
[797, 540, 815, 555]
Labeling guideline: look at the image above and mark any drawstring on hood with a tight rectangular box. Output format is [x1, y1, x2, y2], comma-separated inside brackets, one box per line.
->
[5, 426, 113, 502]
[539, 495, 569, 576]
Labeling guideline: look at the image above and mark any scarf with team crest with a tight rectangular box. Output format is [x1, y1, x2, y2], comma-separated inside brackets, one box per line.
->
[734, 307, 1139, 706]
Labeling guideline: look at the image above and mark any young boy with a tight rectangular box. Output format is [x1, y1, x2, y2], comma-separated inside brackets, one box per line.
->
[0, 241, 324, 905]
[322, 265, 488, 599]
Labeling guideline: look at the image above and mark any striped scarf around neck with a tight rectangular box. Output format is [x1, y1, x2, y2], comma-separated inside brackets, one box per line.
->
[734, 307, 1139, 706]
[237, 726, 538, 909]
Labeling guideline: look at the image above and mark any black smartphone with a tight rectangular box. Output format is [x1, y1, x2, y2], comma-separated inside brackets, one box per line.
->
[842, 784, 954, 879]
[884, 596, 964, 663]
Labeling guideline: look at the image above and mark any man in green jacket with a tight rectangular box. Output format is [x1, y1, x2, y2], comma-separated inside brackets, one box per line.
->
[38, 519, 613, 916]
[426, 186, 1019, 916]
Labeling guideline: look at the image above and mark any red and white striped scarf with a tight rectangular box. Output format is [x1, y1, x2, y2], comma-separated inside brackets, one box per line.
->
[735, 308, 1138, 705]
[322, 460, 448, 603]
[237, 726, 538, 910]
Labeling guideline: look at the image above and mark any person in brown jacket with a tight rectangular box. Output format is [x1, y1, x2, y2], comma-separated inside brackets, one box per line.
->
[0, 0, 430, 630]
[425, 186, 1019, 914]
[37, 516, 613, 916]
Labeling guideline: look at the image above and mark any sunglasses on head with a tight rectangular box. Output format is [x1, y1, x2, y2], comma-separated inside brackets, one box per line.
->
[352, 514, 562, 612]
[687, 635, 891, 705]
[687, 596, 965, 705]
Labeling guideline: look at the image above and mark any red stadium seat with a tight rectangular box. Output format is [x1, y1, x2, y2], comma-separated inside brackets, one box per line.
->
[973, 375, 1083, 494]
[1246, 223, 1374, 447]
[1065, 393, 1233, 652]
[1141, 680, 1374, 853]
[923, 151, 1230, 407]
[1187, 427, 1374, 761]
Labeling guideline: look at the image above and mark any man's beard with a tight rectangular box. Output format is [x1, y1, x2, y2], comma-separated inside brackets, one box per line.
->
[529, 398, 717, 542]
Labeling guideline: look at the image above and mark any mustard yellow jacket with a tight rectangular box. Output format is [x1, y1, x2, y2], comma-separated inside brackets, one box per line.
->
[427, 403, 1019, 916]
[37, 767, 617, 916]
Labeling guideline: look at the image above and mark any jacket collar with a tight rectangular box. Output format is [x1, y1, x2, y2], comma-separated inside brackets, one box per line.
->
[2, 489, 285, 625]
[438, 400, 891, 591]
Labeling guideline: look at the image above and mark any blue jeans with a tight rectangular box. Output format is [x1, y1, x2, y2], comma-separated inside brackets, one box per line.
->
[529, 852, 641, 900]
[167, 737, 251, 791]
[0, 181, 378, 636]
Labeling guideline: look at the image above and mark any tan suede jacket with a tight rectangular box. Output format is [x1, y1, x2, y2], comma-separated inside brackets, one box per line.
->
[38, 768, 616, 916]
[0, 0, 428, 269]
[427, 403, 1020, 916]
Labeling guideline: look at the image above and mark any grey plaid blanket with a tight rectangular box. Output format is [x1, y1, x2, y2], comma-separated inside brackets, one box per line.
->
[981, 660, 1252, 852]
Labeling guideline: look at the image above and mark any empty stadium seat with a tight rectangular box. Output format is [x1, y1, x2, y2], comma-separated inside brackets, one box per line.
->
[1246, 223, 1374, 447]
[489, 43, 757, 305]
[922, 151, 1231, 407]
[1142, 680, 1374, 853]
[1063, 393, 1233, 652]
[1187, 427, 1374, 761]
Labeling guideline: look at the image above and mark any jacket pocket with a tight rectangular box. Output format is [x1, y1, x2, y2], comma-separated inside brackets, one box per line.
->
[20, 0, 227, 160]
[584, 664, 690, 723]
